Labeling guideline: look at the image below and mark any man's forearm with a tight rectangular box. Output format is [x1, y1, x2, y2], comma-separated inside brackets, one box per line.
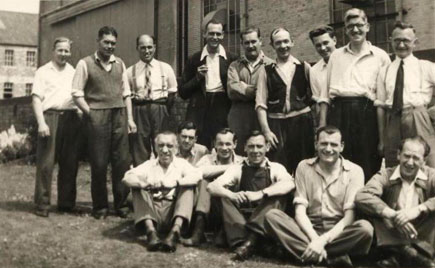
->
[32, 96, 46, 126]
[377, 107, 385, 146]
[73, 96, 90, 115]
[124, 96, 134, 121]
[207, 182, 234, 199]
[200, 165, 230, 181]
[321, 210, 355, 243]
[257, 108, 271, 133]
[263, 179, 295, 197]
[319, 102, 328, 127]
[295, 209, 320, 242]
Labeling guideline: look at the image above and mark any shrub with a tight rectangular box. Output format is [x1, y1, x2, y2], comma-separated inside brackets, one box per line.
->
[0, 125, 33, 163]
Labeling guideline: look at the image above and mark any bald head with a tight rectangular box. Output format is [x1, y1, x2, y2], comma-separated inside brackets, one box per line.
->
[136, 34, 156, 63]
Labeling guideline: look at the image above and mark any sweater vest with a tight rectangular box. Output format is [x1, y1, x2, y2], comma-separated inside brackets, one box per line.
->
[264, 62, 311, 113]
[83, 55, 125, 109]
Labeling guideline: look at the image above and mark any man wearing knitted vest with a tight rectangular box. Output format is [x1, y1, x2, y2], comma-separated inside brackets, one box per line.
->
[72, 26, 137, 219]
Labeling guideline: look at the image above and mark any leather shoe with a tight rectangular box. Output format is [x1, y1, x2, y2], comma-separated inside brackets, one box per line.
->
[146, 231, 161, 252]
[400, 245, 435, 267]
[35, 209, 49, 217]
[92, 208, 108, 219]
[181, 226, 205, 247]
[161, 230, 180, 252]
[327, 254, 353, 267]
[115, 208, 130, 219]
[232, 239, 256, 261]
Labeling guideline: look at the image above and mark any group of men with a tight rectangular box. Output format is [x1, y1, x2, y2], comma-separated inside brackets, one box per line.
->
[31, 6, 435, 267]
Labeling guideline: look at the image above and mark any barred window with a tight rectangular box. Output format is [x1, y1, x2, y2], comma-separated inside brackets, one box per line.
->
[4, 82, 13, 99]
[26, 51, 36, 67]
[330, 0, 396, 53]
[25, 83, 33, 96]
[4, 49, 14, 66]
[203, 0, 241, 55]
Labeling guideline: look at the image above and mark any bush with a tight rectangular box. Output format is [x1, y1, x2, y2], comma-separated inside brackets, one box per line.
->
[0, 125, 33, 163]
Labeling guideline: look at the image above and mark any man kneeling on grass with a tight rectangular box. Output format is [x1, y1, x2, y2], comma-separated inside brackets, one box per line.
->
[122, 131, 202, 252]
[207, 130, 295, 261]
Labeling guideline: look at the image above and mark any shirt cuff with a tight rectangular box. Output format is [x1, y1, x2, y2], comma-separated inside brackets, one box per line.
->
[293, 197, 308, 207]
[317, 97, 330, 104]
[255, 104, 267, 111]
[374, 100, 385, 107]
[71, 89, 84, 98]
[168, 87, 177, 93]
[343, 202, 355, 211]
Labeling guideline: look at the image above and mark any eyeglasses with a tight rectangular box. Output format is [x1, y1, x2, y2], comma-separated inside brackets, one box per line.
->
[392, 39, 414, 45]
[345, 23, 367, 31]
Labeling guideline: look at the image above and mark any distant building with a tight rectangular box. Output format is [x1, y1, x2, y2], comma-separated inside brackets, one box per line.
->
[0, 11, 38, 99]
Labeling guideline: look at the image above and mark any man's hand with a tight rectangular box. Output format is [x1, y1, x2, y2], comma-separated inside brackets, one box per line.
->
[244, 191, 264, 203]
[229, 192, 248, 205]
[301, 236, 328, 263]
[396, 222, 418, 240]
[196, 65, 208, 80]
[38, 122, 50, 137]
[377, 141, 384, 157]
[394, 207, 421, 226]
[128, 119, 137, 134]
[264, 131, 279, 149]
[244, 85, 256, 98]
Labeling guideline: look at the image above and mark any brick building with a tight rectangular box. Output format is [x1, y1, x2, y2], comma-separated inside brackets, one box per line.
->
[0, 11, 38, 99]
[38, 0, 435, 124]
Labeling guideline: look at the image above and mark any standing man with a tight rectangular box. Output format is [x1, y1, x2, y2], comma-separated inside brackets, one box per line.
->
[176, 121, 209, 166]
[32, 37, 84, 217]
[356, 136, 435, 267]
[127, 34, 178, 166]
[265, 126, 373, 267]
[376, 22, 435, 168]
[207, 131, 295, 261]
[227, 27, 273, 155]
[256, 27, 314, 174]
[122, 131, 201, 252]
[308, 26, 337, 127]
[183, 128, 243, 247]
[319, 8, 391, 180]
[180, 19, 238, 149]
[72, 26, 136, 219]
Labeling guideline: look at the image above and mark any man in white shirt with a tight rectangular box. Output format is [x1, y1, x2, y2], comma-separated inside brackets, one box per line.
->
[123, 131, 202, 252]
[376, 21, 435, 168]
[32, 37, 84, 217]
[127, 34, 178, 166]
[308, 26, 337, 127]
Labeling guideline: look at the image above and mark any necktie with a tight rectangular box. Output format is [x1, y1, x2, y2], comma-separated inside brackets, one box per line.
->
[144, 63, 152, 99]
[392, 60, 404, 114]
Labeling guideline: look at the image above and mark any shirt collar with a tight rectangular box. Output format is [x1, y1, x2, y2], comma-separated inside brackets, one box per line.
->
[240, 50, 265, 65]
[393, 53, 417, 66]
[271, 55, 301, 67]
[94, 51, 117, 64]
[343, 41, 374, 56]
[139, 58, 157, 67]
[319, 58, 327, 68]
[209, 150, 242, 165]
[389, 166, 428, 181]
[243, 157, 270, 168]
[200, 44, 227, 61]
[176, 144, 197, 158]
[306, 156, 352, 172]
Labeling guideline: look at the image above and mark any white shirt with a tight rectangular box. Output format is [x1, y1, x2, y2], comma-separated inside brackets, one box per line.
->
[375, 54, 435, 108]
[390, 166, 427, 209]
[32, 61, 76, 111]
[200, 44, 227, 93]
[309, 58, 327, 102]
[126, 58, 177, 100]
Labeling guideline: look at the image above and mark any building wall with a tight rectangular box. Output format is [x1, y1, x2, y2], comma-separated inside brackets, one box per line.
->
[187, 0, 203, 56]
[0, 45, 37, 98]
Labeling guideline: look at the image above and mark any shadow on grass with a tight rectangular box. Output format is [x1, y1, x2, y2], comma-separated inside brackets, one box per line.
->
[0, 200, 34, 213]
[101, 219, 143, 245]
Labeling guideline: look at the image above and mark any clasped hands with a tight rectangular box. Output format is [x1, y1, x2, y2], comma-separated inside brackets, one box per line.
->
[229, 191, 264, 205]
[385, 207, 421, 240]
[301, 235, 328, 264]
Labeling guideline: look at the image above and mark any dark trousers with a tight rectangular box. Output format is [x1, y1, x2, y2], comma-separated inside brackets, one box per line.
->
[198, 92, 231, 149]
[86, 108, 130, 211]
[265, 209, 373, 261]
[130, 103, 168, 166]
[329, 97, 381, 180]
[34, 110, 84, 210]
[268, 111, 315, 174]
[221, 196, 287, 248]
[228, 102, 259, 156]
[384, 106, 435, 168]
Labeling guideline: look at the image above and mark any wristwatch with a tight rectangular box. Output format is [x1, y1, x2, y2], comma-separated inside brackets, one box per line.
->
[261, 190, 269, 198]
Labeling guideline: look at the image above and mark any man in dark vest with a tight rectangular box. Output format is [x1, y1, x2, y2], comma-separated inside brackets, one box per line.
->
[72, 26, 136, 219]
[256, 27, 314, 174]
[179, 19, 238, 149]
[207, 131, 295, 261]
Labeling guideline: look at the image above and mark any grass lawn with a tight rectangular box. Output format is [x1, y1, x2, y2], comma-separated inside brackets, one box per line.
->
[0, 162, 312, 268]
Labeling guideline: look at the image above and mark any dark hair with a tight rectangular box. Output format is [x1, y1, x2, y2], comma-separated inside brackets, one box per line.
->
[309, 26, 335, 42]
[246, 130, 266, 142]
[155, 131, 177, 145]
[316, 125, 342, 141]
[399, 136, 431, 157]
[393, 21, 416, 33]
[240, 27, 261, 40]
[98, 26, 118, 40]
[136, 34, 157, 48]
[344, 8, 367, 23]
[52, 37, 72, 50]
[177, 121, 197, 134]
[205, 19, 224, 32]
[215, 128, 237, 142]
[269, 27, 291, 45]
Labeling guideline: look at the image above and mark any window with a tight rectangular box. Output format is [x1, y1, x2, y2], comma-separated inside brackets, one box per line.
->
[26, 51, 36, 67]
[329, 0, 396, 53]
[203, 0, 241, 55]
[25, 83, 33, 96]
[3, 82, 13, 99]
[4, 49, 14, 66]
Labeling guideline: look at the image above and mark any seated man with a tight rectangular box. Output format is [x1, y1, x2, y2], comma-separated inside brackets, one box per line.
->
[265, 126, 373, 267]
[122, 131, 202, 252]
[176, 121, 209, 166]
[207, 130, 295, 261]
[183, 128, 243, 247]
[355, 136, 435, 267]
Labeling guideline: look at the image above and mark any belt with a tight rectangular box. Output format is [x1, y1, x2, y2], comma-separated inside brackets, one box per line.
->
[132, 98, 167, 105]
[332, 96, 372, 103]
[44, 109, 75, 113]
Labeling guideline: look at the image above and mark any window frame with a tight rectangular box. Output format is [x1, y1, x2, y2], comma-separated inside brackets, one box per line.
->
[3, 82, 13, 99]
[4, 49, 14, 66]
[26, 51, 36, 67]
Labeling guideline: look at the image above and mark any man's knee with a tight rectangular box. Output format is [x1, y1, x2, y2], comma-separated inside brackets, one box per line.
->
[264, 209, 285, 227]
[354, 219, 374, 241]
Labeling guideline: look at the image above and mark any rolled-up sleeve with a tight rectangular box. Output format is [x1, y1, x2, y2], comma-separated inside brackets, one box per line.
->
[122, 161, 150, 187]
[209, 165, 241, 189]
[375, 66, 387, 107]
[165, 63, 178, 93]
[354, 168, 390, 216]
[293, 162, 309, 207]
[255, 68, 268, 110]
[32, 68, 46, 100]
[343, 166, 365, 211]
[121, 62, 131, 98]
[263, 162, 294, 196]
[71, 60, 88, 98]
